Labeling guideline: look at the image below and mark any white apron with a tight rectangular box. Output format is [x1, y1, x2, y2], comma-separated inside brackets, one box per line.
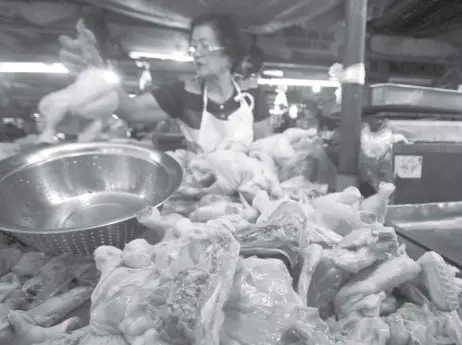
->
[196, 79, 254, 152]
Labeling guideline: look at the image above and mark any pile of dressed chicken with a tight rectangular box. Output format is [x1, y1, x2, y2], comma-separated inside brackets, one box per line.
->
[8, 128, 462, 345]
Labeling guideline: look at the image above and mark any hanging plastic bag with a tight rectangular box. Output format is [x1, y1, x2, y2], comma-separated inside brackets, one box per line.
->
[250, 134, 295, 166]
[359, 122, 395, 190]
[278, 131, 336, 186]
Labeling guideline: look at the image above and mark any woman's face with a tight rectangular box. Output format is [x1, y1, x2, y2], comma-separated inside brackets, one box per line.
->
[190, 24, 231, 78]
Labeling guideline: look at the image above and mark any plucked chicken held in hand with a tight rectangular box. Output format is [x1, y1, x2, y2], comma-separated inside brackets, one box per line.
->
[38, 67, 119, 143]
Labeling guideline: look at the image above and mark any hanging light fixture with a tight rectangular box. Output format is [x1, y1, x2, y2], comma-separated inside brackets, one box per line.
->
[136, 60, 152, 91]
[288, 105, 298, 119]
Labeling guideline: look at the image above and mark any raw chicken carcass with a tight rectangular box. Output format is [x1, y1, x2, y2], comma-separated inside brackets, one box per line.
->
[136, 207, 186, 242]
[38, 67, 119, 142]
[311, 186, 362, 208]
[249, 128, 319, 174]
[250, 133, 295, 166]
[32, 326, 92, 345]
[189, 150, 283, 200]
[384, 314, 410, 345]
[251, 190, 294, 223]
[396, 280, 429, 306]
[417, 251, 462, 312]
[12, 252, 48, 279]
[189, 193, 258, 223]
[312, 182, 394, 237]
[277, 137, 327, 182]
[297, 226, 400, 318]
[215, 140, 249, 153]
[137, 206, 248, 243]
[235, 199, 307, 270]
[280, 176, 328, 202]
[334, 255, 421, 318]
[297, 244, 323, 305]
[389, 303, 460, 345]
[248, 150, 278, 176]
[0, 248, 22, 278]
[392, 252, 462, 344]
[1, 310, 82, 345]
[302, 250, 352, 318]
[304, 220, 342, 247]
[313, 201, 377, 237]
[282, 127, 318, 147]
[161, 198, 199, 216]
[89, 222, 240, 345]
[221, 257, 332, 345]
[21, 254, 94, 308]
[25, 286, 93, 328]
[330, 226, 400, 274]
[0, 273, 20, 302]
[417, 251, 462, 344]
[332, 316, 390, 345]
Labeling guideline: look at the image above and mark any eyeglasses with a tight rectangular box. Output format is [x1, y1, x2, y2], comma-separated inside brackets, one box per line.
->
[188, 44, 224, 56]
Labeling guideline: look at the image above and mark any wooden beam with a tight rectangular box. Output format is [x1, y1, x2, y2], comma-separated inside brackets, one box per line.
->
[0, 22, 74, 35]
[336, 0, 368, 191]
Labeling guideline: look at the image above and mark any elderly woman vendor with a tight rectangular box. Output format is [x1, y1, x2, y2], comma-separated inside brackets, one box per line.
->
[59, 13, 273, 152]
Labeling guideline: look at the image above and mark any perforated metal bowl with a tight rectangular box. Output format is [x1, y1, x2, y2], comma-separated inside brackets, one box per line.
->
[0, 142, 182, 255]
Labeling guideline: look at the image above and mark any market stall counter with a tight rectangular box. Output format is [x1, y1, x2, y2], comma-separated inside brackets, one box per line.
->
[0, 128, 460, 345]
[386, 202, 462, 269]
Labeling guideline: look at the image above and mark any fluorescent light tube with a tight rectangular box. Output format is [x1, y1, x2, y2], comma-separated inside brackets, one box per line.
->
[129, 51, 193, 62]
[0, 63, 121, 85]
[258, 78, 339, 88]
[0, 62, 69, 74]
[263, 69, 284, 77]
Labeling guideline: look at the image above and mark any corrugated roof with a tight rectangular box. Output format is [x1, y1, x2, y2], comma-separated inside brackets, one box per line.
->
[370, 0, 462, 37]
[80, 0, 343, 33]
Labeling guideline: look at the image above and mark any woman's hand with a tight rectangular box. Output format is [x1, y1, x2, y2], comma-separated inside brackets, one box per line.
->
[58, 19, 105, 75]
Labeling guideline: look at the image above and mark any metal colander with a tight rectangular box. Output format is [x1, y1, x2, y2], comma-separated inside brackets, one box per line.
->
[0, 142, 182, 255]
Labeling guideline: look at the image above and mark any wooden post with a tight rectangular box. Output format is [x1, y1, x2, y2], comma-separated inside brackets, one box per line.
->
[336, 0, 368, 191]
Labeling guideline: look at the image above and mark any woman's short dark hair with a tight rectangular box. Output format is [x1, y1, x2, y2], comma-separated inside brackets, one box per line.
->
[190, 13, 249, 72]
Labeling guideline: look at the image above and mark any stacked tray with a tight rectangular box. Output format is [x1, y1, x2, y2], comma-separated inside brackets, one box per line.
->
[369, 84, 462, 114]
[321, 83, 462, 117]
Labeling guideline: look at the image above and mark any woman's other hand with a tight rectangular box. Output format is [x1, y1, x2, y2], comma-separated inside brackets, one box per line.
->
[58, 19, 105, 76]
